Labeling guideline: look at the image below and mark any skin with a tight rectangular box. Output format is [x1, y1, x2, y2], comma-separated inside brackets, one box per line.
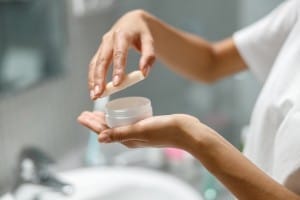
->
[79, 10, 300, 200]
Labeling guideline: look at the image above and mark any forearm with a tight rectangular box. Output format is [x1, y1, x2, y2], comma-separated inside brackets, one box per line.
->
[186, 125, 300, 200]
[141, 11, 246, 83]
[141, 11, 214, 82]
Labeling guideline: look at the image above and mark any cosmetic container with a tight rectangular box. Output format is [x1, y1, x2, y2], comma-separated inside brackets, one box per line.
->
[105, 97, 153, 128]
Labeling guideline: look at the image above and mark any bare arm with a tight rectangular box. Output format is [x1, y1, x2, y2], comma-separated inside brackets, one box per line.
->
[89, 10, 247, 99]
[144, 12, 247, 83]
[78, 112, 300, 200]
[188, 125, 300, 200]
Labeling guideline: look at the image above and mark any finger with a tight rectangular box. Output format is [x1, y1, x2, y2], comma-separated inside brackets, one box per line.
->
[77, 111, 93, 123]
[82, 111, 107, 127]
[77, 112, 106, 133]
[121, 141, 146, 149]
[139, 35, 156, 76]
[88, 47, 102, 99]
[93, 35, 113, 98]
[93, 111, 106, 118]
[80, 117, 106, 133]
[112, 31, 131, 86]
[98, 124, 147, 143]
[90, 112, 108, 128]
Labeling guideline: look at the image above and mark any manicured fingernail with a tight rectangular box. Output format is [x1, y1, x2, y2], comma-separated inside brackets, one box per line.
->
[90, 90, 94, 99]
[113, 75, 121, 86]
[99, 133, 112, 143]
[94, 85, 100, 95]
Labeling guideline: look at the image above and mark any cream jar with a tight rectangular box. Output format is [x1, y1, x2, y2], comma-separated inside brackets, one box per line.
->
[105, 97, 153, 128]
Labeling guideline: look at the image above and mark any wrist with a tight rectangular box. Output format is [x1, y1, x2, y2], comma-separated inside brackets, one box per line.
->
[175, 114, 218, 153]
[172, 115, 201, 150]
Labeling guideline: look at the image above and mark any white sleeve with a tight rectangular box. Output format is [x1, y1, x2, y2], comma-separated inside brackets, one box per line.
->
[273, 111, 300, 194]
[233, 0, 298, 82]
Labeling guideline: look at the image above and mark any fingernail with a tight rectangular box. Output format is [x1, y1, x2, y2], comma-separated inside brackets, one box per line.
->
[94, 85, 100, 95]
[113, 75, 121, 86]
[90, 90, 94, 99]
[99, 133, 112, 143]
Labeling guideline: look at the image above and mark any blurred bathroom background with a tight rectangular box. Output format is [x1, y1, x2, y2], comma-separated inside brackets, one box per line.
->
[0, 0, 282, 199]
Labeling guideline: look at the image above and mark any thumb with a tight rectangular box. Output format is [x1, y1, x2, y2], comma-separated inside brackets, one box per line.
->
[98, 125, 144, 143]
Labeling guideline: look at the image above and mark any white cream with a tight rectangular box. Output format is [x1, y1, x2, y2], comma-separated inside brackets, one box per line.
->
[99, 70, 145, 98]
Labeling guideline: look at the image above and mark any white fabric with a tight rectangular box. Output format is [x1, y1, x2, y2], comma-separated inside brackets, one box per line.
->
[233, 0, 300, 193]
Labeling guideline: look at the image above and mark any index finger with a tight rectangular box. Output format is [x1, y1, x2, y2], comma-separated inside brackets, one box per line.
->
[93, 34, 114, 99]
[112, 31, 131, 86]
[88, 46, 101, 99]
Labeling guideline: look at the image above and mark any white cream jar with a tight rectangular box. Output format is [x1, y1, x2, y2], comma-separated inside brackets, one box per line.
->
[105, 97, 153, 128]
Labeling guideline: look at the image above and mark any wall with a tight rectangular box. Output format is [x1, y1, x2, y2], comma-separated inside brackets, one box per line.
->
[238, 0, 283, 26]
[0, 1, 118, 193]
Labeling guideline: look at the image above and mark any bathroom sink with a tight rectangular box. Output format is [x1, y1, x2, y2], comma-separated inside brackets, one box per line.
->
[4, 167, 203, 200]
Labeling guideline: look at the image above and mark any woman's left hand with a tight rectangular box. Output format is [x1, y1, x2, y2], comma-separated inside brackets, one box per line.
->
[77, 111, 202, 150]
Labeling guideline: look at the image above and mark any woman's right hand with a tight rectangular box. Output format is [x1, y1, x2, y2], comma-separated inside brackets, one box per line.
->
[89, 10, 156, 100]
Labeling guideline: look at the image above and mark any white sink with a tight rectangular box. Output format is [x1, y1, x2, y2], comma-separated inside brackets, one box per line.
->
[3, 167, 203, 200]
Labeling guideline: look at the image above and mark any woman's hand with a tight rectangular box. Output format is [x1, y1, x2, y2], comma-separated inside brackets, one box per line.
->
[89, 10, 156, 100]
[77, 111, 300, 200]
[77, 111, 204, 150]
